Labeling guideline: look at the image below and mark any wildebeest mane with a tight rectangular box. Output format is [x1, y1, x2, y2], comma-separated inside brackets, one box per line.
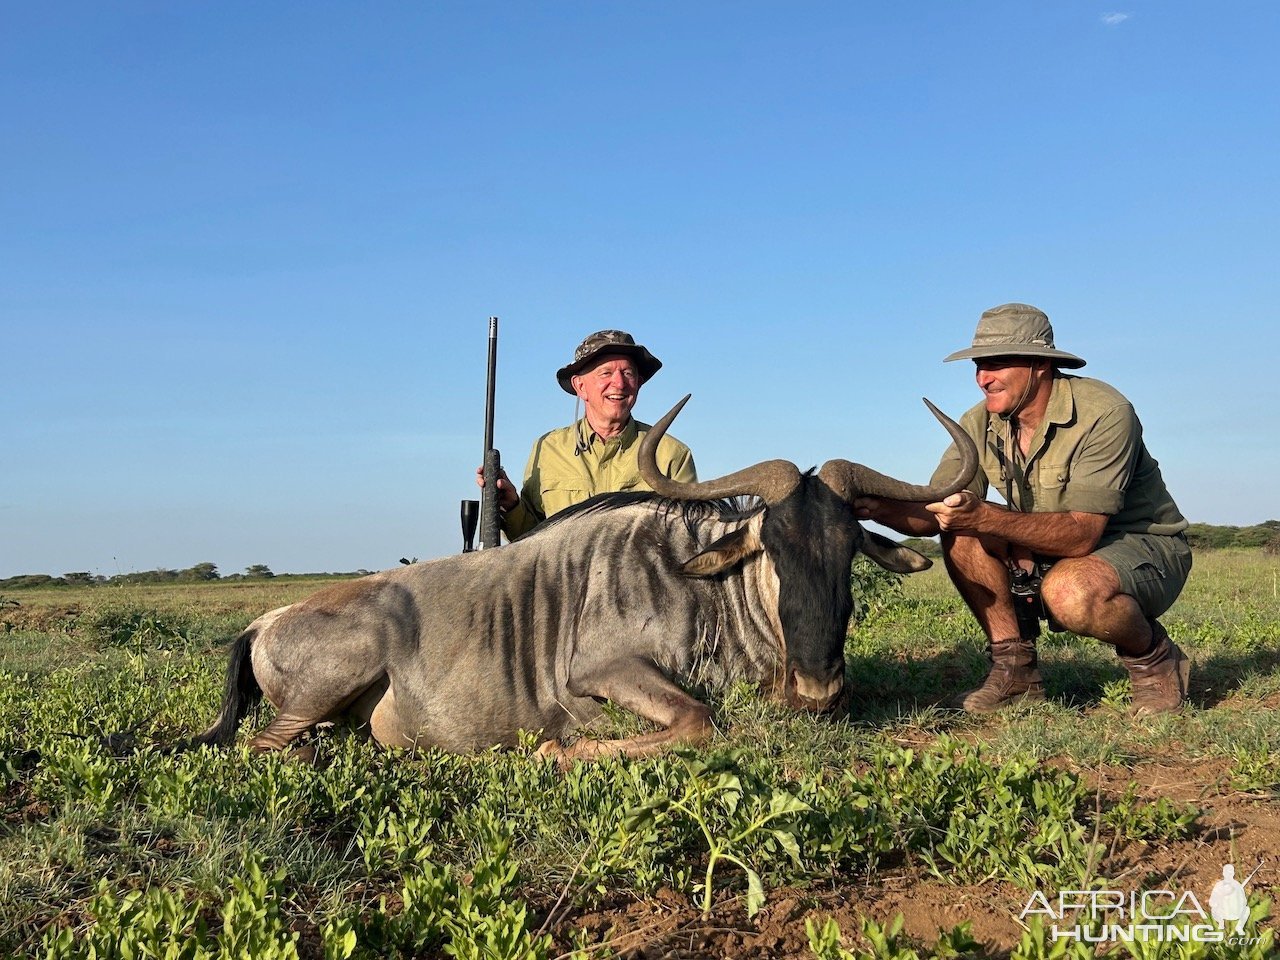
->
[532, 490, 764, 540]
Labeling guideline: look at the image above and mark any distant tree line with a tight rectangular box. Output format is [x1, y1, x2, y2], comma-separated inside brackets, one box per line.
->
[1184, 520, 1280, 552]
[2, 522, 1276, 591]
[0, 562, 368, 590]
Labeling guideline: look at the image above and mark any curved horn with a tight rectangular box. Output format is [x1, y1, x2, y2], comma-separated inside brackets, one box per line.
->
[819, 398, 979, 502]
[638, 394, 802, 504]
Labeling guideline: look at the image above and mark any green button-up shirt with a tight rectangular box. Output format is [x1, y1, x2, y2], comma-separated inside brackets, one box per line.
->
[502, 417, 697, 539]
[932, 374, 1187, 537]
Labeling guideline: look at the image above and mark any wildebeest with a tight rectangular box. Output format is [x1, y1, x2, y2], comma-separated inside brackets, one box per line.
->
[195, 395, 976, 763]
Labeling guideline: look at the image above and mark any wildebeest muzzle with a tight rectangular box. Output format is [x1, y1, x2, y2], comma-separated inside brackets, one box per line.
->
[785, 660, 846, 714]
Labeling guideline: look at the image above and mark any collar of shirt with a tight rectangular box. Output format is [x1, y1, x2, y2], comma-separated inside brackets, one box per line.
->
[1043, 373, 1077, 429]
[984, 374, 1078, 461]
[579, 416, 638, 454]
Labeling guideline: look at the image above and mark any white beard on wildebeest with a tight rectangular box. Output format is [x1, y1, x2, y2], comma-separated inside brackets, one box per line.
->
[193, 395, 976, 765]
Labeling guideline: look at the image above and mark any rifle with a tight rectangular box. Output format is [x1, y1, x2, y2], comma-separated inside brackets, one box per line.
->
[461, 317, 502, 552]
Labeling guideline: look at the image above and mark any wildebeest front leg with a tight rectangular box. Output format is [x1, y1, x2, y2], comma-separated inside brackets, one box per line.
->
[541, 659, 714, 764]
[248, 713, 326, 763]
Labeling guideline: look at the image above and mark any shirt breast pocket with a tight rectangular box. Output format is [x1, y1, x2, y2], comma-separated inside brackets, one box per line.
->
[1036, 460, 1071, 512]
[540, 479, 589, 519]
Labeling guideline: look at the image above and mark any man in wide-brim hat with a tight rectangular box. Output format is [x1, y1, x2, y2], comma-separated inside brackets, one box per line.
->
[856, 303, 1193, 716]
[477, 329, 696, 539]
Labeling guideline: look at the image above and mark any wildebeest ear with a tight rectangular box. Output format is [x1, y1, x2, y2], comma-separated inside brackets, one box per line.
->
[680, 526, 763, 577]
[861, 530, 933, 573]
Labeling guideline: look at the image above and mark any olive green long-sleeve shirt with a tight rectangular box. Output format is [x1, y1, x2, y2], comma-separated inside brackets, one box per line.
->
[931, 373, 1187, 537]
[501, 417, 697, 540]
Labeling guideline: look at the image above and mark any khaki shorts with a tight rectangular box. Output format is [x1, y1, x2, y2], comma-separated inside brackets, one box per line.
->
[1091, 531, 1193, 619]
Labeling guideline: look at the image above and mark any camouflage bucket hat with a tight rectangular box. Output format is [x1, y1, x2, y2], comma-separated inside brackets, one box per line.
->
[943, 303, 1086, 368]
[555, 329, 663, 394]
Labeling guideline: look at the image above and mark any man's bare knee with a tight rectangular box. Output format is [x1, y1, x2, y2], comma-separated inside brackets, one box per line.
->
[1041, 576, 1089, 630]
[1041, 559, 1122, 633]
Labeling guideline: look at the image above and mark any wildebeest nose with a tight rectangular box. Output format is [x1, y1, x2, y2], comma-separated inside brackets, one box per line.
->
[788, 666, 845, 713]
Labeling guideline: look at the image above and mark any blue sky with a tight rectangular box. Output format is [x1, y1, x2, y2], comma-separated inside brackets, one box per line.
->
[3, 2, 1277, 578]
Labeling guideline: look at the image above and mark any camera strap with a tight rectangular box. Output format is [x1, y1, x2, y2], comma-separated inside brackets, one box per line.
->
[995, 417, 1025, 512]
[996, 418, 1035, 582]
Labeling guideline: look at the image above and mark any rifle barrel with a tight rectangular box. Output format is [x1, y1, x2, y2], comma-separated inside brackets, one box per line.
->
[479, 316, 502, 549]
[483, 316, 498, 452]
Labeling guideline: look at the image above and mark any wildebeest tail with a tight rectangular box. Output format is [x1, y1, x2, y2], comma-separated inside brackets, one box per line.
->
[192, 627, 263, 747]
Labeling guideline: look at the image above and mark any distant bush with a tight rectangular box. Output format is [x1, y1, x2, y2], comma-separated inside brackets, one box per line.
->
[178, 562, 220, 581]
[0, 574, 64, 589]
[899, 537, 942, 559]
[1184, 520, 1279, 550]
[111, 569, 181, 585]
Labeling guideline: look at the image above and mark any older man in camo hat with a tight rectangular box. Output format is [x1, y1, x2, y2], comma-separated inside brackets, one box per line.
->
[477, 329, 696, 540]
[856, 303, 1193, 716]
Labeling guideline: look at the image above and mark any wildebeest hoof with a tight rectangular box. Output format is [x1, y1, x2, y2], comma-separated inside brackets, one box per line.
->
[535, 739, 565, 761]
[287, 743, 320, 765]
[537, 738, 585, 771]
[824, 683, 853, 720]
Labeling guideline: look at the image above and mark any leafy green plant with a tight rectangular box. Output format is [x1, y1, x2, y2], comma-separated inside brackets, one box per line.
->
[1007, 896, 1277, 960]
[1101, 782, 1200, 842]
[1007, 915, 1098, 960]
[93, 606, 193, 652]
[41, 854, 301, 959]
[622, 750, 809, 916]
[335, 816, 552, 960]
[39, 738, 126, 815]
[806, 914, 981, 960]
[854, 738, 1094, 889]
[1099, 676, 1132, 710]
[42, 879, 210, 960]
[850, 556, 906, 622]
[1107, 895, 1275, 960]
[1228, 747, 1280, 793]
[808, 915, 873, 960]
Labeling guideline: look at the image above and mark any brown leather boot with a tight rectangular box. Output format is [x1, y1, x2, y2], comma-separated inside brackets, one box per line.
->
[1121, 620, 1190, 716]
[955, 639, 1045, 713]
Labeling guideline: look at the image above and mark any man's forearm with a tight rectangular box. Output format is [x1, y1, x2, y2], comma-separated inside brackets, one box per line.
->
[966, 503, 1105, 558]
[859, 499, 942, 538]
[501, 497, 542, 540]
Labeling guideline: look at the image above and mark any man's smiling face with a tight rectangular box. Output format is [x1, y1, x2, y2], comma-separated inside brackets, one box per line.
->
[974, 356, 1048, 417]
[573, 354, 640, 430]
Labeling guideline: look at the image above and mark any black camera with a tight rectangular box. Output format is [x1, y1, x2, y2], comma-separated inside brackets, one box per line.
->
[1009, 562, 1060, 640]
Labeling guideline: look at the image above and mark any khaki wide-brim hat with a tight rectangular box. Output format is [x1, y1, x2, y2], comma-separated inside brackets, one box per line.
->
[943, 303, 1086, 368]
[555, 329, 663, 395]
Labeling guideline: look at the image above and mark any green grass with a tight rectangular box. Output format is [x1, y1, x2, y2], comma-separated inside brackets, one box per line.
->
[1, 550, 1277, 958]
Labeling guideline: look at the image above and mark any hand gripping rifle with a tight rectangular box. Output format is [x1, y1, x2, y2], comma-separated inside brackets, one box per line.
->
[461, 317, 502, 552]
